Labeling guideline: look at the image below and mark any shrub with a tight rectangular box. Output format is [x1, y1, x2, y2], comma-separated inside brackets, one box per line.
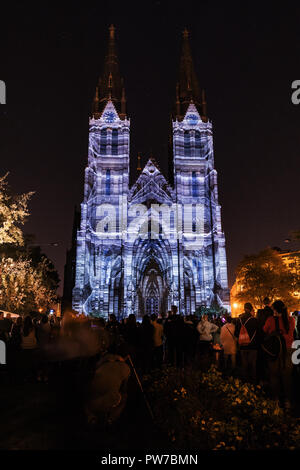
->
[143, 365, 300, 450]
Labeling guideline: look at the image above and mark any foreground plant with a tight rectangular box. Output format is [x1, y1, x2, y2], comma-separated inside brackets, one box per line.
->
[143, 365, 300, 450]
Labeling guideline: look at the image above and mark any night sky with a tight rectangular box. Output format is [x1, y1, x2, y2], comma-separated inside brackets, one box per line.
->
[0, 1, 299, 295]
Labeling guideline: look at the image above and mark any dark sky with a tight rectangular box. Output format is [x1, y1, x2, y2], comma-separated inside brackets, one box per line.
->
[0, 1, 299, 294]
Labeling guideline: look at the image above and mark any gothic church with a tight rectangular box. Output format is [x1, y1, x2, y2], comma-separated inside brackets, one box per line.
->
[71, 25, 230, 317]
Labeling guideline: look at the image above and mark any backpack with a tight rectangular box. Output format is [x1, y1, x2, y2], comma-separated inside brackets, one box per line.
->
[262, 316, 287, 361]
[238, 317, 256, 346]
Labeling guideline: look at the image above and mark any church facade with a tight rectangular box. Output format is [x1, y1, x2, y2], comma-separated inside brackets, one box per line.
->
[72, 26, 230, 318]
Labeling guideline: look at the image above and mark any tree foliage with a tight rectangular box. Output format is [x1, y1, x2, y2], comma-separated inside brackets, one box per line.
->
[234, 248, 299, 310]
[0, 256, 58, 314]
[0, 175, 59, 313]
[0, 173, 34, 245]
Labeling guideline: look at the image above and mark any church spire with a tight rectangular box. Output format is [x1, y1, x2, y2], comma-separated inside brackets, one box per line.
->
[92, 25, 126, 118]
[137, 153, 142, 172]
[176, 28, 204, 120]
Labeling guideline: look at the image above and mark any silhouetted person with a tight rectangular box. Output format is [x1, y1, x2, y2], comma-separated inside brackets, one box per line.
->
[10, 317, 23, 350]
[164, 306, 185, 367]
[106, 313, 120, 351]
[139, 315, 154, 373]
[263, 300, 295, 411]
[21, 316, 38, 381]
[256, 297, 274, 383]
[235, 303, 259, 383]
[151, 314, 164, 369]
[123, 314, 139, 365]
[220, 314, 237, 371]
[256, 297, 273, 329]
[164, 306, 177, 365]
[0, 312, 12, 337]
[36, 314, 51, 348]
[182, 315, 199, 367]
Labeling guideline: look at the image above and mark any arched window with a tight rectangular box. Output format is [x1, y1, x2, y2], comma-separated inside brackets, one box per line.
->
[112, 129, 118, 155]
[195, 131, 201, 158]
[184, 131, 191, 157]
[100, 129, 107, 155]
[105, 169, 111, 195]
[192, 204, 196, 232]
[192, 171, 198, 197]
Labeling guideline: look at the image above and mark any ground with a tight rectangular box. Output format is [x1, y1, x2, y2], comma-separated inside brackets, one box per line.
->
[0, 360, 164, 451]
[1, 357, 300, 451]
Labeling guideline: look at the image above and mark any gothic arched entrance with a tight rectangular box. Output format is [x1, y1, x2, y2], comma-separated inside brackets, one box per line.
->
[142, 259, 163, 316]
[132, 238, 172, 318]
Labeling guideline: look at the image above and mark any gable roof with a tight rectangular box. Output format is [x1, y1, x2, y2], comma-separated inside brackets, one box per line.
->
[129, 158, 175, 204]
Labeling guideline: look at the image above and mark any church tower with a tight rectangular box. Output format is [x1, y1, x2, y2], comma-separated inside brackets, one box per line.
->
[72, 26, 130, 315]
[172, 29, 230, 313]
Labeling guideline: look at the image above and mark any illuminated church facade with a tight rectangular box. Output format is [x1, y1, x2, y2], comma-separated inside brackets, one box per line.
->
[72, 26, 230, 318]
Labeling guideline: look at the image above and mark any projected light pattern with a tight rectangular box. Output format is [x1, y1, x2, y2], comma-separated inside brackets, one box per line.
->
[72, 99, 230, 318]
[72, 26, 230, 318]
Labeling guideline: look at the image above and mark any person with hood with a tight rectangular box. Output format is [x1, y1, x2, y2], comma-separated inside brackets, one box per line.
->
[220, 314, 237, 370]
[234, 303, 260, 382]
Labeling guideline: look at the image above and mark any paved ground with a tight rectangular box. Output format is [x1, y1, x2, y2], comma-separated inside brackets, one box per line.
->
[0, 360, 164, 451]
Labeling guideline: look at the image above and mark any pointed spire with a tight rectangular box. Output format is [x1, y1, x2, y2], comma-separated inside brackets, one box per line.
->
[108, 72, 113, 90]
[92, 25, 126, 118]
[92, 86, 99, 114]
[109, 24, 115, 39]
[137, 153, 142, 172]
[176, 82, 180, 116]
[176, 28, 203, 120]
[201, 89, 207, 121]
[121, 86, 126, 117]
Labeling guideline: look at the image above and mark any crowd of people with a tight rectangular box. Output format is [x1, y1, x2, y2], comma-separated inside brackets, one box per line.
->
[0, 298, 300, 424]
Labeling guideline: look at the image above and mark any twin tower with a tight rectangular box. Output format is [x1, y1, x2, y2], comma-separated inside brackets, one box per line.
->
[72, 25, 230, 317]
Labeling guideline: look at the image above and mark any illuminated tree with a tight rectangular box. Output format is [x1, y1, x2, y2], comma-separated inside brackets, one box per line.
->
[0, 173, 34, 245]
[0, 175, 58, 313]
[0, 255, 58, 314]
[234, 248, 299, 310]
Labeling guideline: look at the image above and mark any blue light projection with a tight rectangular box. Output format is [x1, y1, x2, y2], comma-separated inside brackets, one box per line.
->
[72, 100, 230, 317]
